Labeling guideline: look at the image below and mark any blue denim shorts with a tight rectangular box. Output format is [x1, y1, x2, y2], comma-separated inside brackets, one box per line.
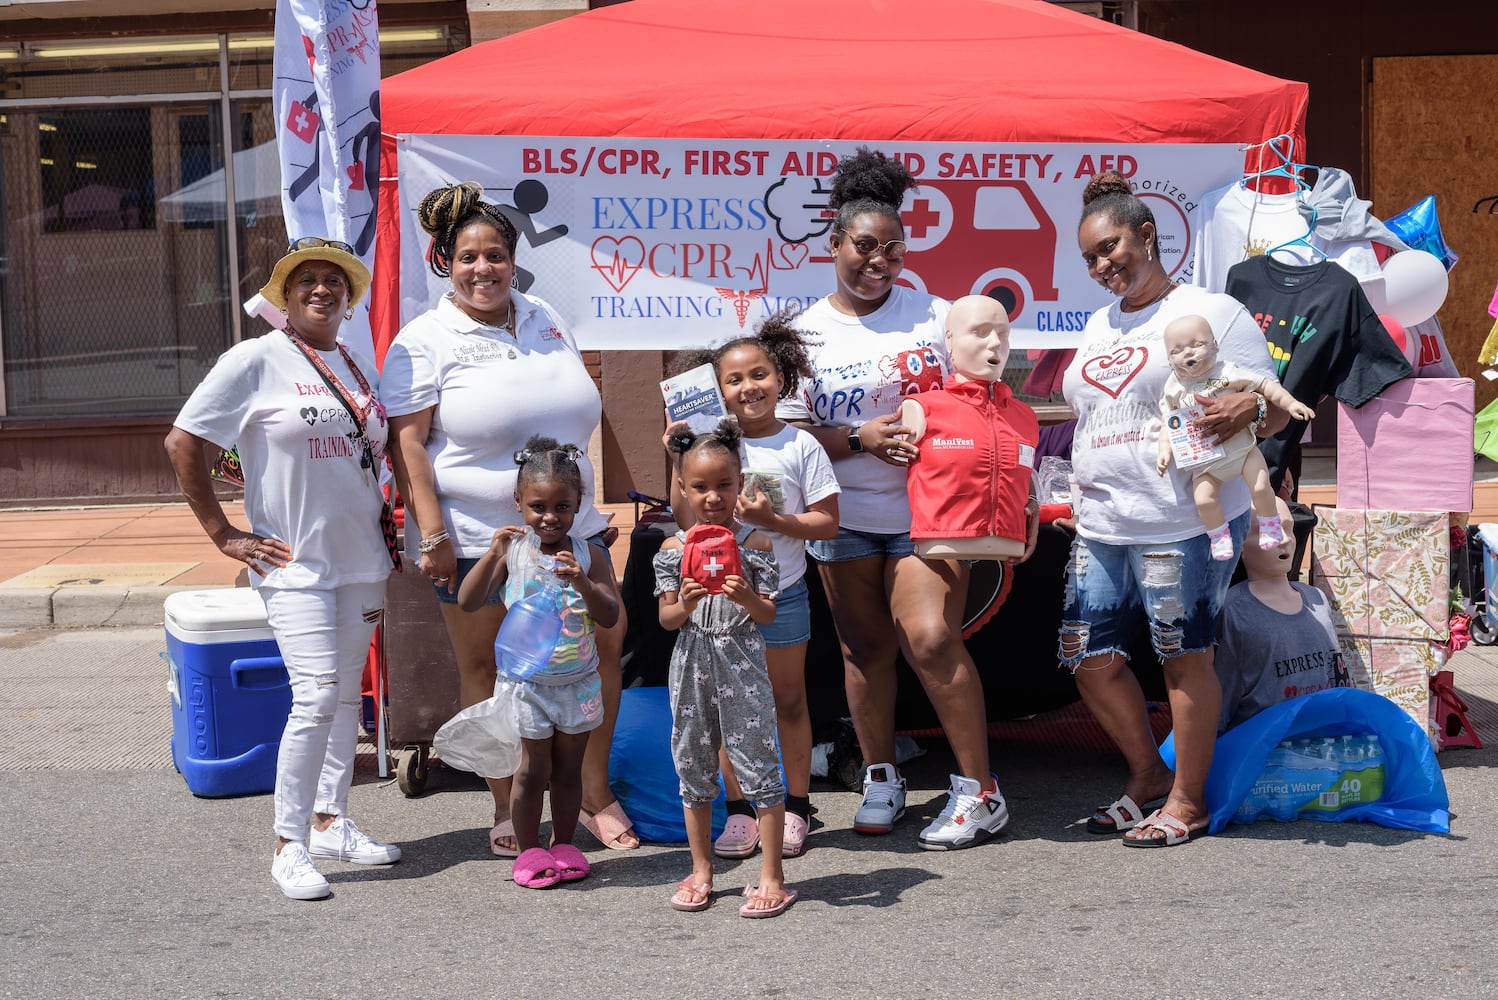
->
[432, 532, 611, 606]
[807, 526, 915, 564]
[757, 578, 810, 648]
[431, 557, 501, 606]
[1058, 510, 1249, 670]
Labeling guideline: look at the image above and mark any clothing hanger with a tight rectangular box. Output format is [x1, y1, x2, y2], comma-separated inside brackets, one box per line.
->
[1239, 135, 1310, 195]
[1265, 200, 1328, 264]
[1242, 133, 1324, 263]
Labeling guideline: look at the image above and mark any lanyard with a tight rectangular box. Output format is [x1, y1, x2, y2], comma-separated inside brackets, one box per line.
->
[284, 327, 379, 476]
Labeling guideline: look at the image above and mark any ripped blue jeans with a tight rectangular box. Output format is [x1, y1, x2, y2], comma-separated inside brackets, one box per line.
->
[1058, 511, 1248, 671]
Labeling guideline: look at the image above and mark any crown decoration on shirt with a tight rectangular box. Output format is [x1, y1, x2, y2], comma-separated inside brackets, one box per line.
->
[1244, 238, 1272, 258]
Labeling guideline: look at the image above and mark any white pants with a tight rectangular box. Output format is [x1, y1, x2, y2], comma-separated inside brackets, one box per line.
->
[262, 581, 385, 843]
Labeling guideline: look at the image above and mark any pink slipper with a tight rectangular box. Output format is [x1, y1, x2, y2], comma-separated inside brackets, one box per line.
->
[490, 819, 519, 858]
[580, 801, 639, 850]
[549, 843, 590, 883]
[511, 847, 561, 888]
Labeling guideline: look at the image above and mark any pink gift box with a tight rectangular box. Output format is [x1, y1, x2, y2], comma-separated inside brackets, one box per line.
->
[1336, 377, 1474, 513]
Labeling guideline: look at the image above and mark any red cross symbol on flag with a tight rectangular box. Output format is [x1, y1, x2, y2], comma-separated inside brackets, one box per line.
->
[286, 100, 320, 143]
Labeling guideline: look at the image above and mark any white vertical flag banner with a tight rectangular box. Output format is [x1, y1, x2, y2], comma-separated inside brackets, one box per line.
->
[266, 0, 382, 364]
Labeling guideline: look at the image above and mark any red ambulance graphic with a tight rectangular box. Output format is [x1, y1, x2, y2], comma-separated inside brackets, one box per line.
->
[810, 179, 1060, 322]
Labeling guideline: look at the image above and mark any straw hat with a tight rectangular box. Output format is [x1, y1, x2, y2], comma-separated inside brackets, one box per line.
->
[259, 239, 371, 311]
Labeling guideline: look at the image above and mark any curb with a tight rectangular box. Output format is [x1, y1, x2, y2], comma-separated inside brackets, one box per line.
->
[1, 584, 235, 629]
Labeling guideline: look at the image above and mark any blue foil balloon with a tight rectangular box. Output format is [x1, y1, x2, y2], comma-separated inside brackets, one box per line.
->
[1384, 195, 1458, 271]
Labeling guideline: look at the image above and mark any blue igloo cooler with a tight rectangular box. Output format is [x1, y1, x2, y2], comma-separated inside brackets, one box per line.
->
[164, 589, 289, 797]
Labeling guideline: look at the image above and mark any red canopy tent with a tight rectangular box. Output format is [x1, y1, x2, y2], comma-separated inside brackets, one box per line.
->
[373, 0, 1307, 358]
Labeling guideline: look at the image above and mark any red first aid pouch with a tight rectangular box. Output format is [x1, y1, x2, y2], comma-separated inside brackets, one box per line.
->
[681, 523, 741, 595]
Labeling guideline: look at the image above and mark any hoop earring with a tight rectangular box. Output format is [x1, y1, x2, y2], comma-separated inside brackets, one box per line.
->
[344, 307, 355, 321]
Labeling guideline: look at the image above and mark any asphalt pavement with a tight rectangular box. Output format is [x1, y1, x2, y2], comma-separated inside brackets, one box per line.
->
[4, 625, 1498, 998]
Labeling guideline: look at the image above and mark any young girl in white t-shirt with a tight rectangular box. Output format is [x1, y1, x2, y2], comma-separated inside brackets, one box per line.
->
[665, 308, 840, 859]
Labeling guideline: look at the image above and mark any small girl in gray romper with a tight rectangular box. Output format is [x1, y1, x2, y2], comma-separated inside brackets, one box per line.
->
[654, 521, 784, 810]
[655, 418, 795, 916]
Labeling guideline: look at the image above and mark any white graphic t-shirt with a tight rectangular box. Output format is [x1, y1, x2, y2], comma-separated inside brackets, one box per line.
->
[778, 286, 951, 533]
[1062, 284, 1274, 545]
[740, 424, 840, 589]
[174, 331, 392, 590]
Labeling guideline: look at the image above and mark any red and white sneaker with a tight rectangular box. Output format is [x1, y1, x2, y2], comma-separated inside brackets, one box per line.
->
[918, 773, 1010, 850]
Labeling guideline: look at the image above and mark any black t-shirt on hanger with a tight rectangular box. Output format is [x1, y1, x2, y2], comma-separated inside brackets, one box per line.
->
[1224, 255, 1413, 493]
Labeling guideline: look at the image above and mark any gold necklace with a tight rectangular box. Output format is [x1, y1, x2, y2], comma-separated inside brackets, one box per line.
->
[457, 299, 517, 357]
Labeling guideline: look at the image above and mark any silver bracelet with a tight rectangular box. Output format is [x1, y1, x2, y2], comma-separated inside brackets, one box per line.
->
[1247, 391, 1268, 437]
[417, 529, 449, 554]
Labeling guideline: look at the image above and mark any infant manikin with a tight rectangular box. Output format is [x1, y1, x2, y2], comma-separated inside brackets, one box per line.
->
[1156, 313, 1316, 561]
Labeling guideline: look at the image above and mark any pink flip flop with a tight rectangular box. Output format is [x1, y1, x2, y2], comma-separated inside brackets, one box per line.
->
[511, 847, 562, 888]
[549, 843, 591, 883]
[739, 886, 798, 919]
[670, 878, 713, 912]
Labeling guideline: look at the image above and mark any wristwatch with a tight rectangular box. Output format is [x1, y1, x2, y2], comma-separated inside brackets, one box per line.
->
[846, 423, 865, 453]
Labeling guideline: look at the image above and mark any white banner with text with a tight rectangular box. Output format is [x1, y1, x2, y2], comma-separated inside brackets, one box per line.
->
[397, 136, 1244, 350]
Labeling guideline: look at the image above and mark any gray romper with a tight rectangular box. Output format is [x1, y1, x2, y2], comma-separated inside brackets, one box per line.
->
[653, 524, 784, 809]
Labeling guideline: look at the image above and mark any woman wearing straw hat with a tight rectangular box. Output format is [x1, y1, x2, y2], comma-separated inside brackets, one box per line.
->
[166, 238, 403, 900]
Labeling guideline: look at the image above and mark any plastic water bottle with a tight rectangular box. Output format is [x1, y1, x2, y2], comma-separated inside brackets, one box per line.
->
[494, 573, 564, 680]
[1360, 734, 1386, 803]
[1262, 740, 1301, 821]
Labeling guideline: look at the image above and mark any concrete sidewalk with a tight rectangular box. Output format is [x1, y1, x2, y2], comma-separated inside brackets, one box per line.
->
[0, 500, 643, 628]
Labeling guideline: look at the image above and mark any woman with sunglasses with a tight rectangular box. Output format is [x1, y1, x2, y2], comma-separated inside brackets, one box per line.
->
[382, 182, 639, 857]
[778, 148, 1010, 851]
[166, 238, 403, 900]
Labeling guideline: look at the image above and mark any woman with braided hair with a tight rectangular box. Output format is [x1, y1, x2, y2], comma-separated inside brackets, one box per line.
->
[383, 182, 639, 856]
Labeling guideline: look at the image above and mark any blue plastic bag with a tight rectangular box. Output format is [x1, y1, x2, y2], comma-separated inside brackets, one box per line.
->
[608, 686, 725, 843]
[1160, 688, 1449, 834]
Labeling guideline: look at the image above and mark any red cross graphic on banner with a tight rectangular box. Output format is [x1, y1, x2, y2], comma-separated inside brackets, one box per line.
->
[286, 100, 320, 143]
[903, 197, 942, 239]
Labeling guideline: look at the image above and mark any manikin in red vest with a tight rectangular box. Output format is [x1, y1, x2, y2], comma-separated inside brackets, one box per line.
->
[899, 295, 1041, 562]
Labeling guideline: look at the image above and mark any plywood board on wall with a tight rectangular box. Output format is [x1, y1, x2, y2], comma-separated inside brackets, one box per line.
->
[1371, 55, 1498, 410]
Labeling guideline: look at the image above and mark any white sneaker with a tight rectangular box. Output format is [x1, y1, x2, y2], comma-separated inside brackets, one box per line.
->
[308, 816, 402, 865]
[918, 773, 1011, 851]
[271, 842, 331, 900]
[853, 763, 907, 834]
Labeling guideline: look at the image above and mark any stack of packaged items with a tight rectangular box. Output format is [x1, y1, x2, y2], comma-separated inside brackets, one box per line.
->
[1309, 377, 1474, 746]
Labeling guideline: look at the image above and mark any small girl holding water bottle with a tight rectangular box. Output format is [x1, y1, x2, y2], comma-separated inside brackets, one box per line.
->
[666, 308, 840, 859]
[655, 419, 796, 917]
[458, 435, 620, 888]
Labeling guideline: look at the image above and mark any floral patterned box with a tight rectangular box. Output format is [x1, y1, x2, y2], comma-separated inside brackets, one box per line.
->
[1337, 636, 1445, 743]
[1310, 507, 1449, 642]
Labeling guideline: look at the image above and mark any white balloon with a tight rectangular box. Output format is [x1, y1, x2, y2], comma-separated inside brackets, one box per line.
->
[1381, 250, 1449, 327]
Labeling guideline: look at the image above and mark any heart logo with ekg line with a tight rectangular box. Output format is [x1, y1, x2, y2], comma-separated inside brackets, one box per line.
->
[589, 236, 646, 293]
[300, 407, 318, 426]
[1080, 346, 1149, 399]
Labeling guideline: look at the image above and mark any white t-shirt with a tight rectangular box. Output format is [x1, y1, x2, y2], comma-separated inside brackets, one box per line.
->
[173, 331, 392, 591]
[740, 424, 840, 589]
[1062, 284, 1274, 546]
[1188, 181, 1382, 294]
[778, 285, 951, 533]
[380, 290, 608, 558]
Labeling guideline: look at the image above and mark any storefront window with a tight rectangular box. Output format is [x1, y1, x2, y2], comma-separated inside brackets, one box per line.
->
[38, 109, 155, 233]
[0, 27, 458, 418]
